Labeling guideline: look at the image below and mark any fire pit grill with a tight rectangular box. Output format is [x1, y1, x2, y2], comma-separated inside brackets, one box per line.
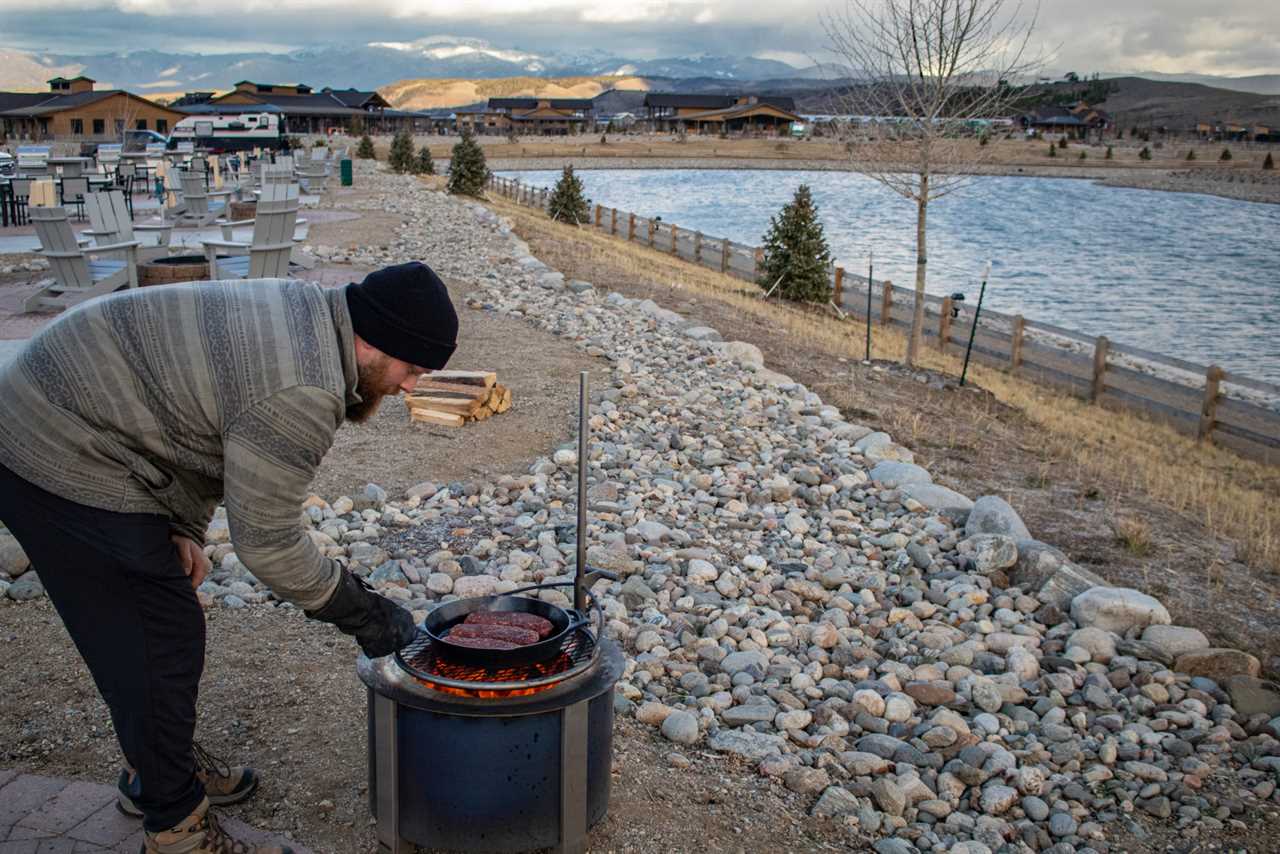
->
[360, 371, 621, 854]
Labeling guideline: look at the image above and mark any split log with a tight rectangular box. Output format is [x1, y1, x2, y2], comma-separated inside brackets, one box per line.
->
[409, 409, 465, 427]
[415, 379, 493, 399]
[425, 370, 496, 388]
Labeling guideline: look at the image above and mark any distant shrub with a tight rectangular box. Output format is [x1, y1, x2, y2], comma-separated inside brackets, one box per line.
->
[979, 134, 990, 146]
[1265, 152, 1275, 170]
[1186, 150, 1196, 161]
[547, 164, 590, 225]
[356, 133, 376, 160]
[758, 184, 832, 303]
[447, 130, 488, 197]
[1058, 137, 1068, 149]
[388, 129, 414, 174]
[1078, 150, 1087, 160]
[1220, 148, 1233, 161]
[1047, 143, 1056, 158]
[1105, 145, 1113, 159]
[1139, 146, 1152, 160]
[413, 144, 435, 175]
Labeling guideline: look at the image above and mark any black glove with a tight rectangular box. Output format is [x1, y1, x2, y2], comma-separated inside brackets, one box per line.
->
[306, 569, 418, 658]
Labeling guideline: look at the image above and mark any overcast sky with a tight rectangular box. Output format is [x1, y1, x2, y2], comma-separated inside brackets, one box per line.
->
[1, 0, 1277, 77]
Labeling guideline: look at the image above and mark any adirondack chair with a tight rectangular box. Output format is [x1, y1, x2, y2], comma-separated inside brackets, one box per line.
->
[202, 183, 299, 280]
[82, 191, 173, 262]
[174, 169, 233, 227]
[295, 159, 329, 192]
[96, 144, 122, 174]
[257, 163, 293, 190]
[25, 206, 139, 313]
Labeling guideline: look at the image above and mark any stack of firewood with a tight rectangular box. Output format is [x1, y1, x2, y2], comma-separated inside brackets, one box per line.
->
[405, 371, 512, 427]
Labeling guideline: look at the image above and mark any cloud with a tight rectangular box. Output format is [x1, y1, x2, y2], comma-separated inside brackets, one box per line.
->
[0, 0, 1275, 75]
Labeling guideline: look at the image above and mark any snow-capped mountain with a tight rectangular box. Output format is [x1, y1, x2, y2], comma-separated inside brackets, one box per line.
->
[0, 38, 806, 93]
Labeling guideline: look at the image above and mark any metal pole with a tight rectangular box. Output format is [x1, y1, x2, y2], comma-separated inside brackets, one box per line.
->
[864, 251, 873, 362]
[574, 370, 588, 612]
[960, 261, 993, 387]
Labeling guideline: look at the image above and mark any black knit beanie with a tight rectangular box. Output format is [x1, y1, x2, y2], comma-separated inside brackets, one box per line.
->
[345, 262, 458, 370]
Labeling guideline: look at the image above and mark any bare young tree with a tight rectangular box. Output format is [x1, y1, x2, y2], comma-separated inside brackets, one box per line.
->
[823, 0, 1044, 366]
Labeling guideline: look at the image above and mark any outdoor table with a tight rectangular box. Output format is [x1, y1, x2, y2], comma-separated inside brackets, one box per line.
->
[47, 156, 93, 178]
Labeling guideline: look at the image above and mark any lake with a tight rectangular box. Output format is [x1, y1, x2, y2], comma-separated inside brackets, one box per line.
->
[498, 168, 1280, 384]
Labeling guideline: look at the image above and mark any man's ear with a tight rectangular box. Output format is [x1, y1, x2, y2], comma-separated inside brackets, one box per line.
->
[353, 335, 375, 360]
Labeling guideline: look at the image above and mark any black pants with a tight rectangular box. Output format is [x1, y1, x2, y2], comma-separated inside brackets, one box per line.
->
[0, 463, 206, 832]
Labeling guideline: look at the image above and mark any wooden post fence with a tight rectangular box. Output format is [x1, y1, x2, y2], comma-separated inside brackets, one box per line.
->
[834, 266, 844, 304]
[880, 282, 893, 327]
[610, 208, 617, 236]
[938, 297, 953, 353]
[594, 205, 603, 228]
[1010, 316, 1025, 369]
[1198, 365, 1225, 441]
[1090, 336, 1110, 402]
[694, 231, 703, 265]
[648, 219, 656, 248]
[671, 224, 679, 256]
[721, 239, 730, 273]
[628, 213, 635, 241]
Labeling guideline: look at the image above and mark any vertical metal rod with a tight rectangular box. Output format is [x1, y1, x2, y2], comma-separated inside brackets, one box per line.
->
[574, 370, 589, 612]
[864, 251, 873, 362]
[960, 261, 993, 387]
[557, 699, 590, 854]
[374, 695, 409, 854]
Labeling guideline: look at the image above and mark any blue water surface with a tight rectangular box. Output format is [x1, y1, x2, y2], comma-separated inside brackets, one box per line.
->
[500, 168, 1280, 383]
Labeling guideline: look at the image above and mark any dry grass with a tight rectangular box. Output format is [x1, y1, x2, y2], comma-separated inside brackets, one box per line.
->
[479, 188, 1280, 574]
[1111, 515, 1156, 557]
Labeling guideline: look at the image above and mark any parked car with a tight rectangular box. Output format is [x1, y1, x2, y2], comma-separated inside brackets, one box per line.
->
[0, 150, 14, 176]
[122, 129, 170, 153]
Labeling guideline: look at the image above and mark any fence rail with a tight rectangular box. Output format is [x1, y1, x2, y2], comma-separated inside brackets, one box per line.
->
[486, 173, 1280, 465]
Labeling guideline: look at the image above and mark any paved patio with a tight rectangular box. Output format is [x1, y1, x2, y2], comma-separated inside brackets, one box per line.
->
[0, 771, 313, 853]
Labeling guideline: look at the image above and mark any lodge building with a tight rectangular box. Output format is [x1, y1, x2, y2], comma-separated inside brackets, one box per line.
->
[0, 76, 185, 141]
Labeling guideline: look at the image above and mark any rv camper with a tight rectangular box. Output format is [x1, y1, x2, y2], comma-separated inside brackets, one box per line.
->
[168, 112, 289, 152]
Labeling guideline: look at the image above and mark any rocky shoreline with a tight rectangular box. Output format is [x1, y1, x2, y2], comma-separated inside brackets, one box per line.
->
[487, 156, 1280, 206]
[4, 162, 1279, 854]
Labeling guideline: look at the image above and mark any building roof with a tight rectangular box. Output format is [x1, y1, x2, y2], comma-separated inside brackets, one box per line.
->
[488, 97, 593, 111]
[324, 88, 391, 109]
[48, 75, 95, 83]
[643, 92, 797, 112]
[671, 102, 802, 124]
[592, 89, 648, 114]
[0, 92, 56, 113]
[2, 90, 117, 117]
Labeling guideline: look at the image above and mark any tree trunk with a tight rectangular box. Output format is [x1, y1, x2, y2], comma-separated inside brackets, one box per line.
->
[906, 175, 929, 367]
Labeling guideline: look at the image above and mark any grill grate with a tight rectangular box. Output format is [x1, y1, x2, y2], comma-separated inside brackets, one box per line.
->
[396, 627, 598, 693]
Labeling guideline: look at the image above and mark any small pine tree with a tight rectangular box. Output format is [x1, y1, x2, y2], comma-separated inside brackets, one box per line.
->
[414, 144, 435, 175]
[1105, 145, 1113, 159]
[1047, 143, 1056, 158]
[1265, 152, 1275, 170]
[1058, 137, 1068, 149]
[978, 134, 990, 146]
[447, 130, 488, 197]
[1185, 150, 1196, 161]
[547, 165, 590, 225]
[356, 133, 376, 160]
[1220, 147, 1232, 161]
[1078, 150, 1087, 160]
[389, 129, 414, 173]
[758, 184, 832, 303]
[1139, 146, 1152, 161]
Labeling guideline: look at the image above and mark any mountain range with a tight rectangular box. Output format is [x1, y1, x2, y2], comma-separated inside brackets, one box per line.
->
[0, 38, 816, 95]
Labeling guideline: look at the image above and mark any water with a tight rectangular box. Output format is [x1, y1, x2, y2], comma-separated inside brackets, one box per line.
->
[500, 168, 1280, 383]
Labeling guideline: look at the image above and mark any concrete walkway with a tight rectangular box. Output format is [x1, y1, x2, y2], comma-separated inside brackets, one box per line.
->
[0, 770, 312, 853]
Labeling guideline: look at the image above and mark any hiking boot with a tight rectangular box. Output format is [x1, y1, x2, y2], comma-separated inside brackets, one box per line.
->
[140, 797, 292, 854]
[118, 742, 259, 818]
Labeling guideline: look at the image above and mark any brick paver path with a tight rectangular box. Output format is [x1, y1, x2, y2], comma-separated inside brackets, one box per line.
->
[0, 771, 312, 853]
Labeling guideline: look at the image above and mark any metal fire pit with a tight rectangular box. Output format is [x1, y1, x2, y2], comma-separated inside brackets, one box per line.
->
[359, 371, 621, 853]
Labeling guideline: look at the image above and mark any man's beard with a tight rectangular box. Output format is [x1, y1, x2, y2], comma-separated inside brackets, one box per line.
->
[346, 359, 392, 424]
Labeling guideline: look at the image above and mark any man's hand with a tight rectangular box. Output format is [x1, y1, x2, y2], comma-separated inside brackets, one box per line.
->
[171, 534, 211, 590]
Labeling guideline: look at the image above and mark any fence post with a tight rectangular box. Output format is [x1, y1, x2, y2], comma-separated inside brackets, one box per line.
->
[721, 240, 730, 274]
[834, 266, 844, 304]
[881, 281, 893, 327]
[694, 231, 703, 265]
[648, 219, 656, 248]
[938, 297, 953, 352]
[610, 208, 617, 236]
[628, 213, 635, 241]
[1090, 336, 1110, 402]
[671, 224, 679, 256]
[1198, 365, 1225, 441]
[594, 205, 603, 229]
[1010, 315, 1025, 369]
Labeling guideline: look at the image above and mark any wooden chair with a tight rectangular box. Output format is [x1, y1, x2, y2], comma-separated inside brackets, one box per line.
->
[25, 206, 139, 313]
[82, 191, 173, 262]
[296, 159, 329, 193]
[59, 176, 90, 221]
[9, 179, 33, 226]
[202, 183, 299, 279]
[96, 144, 122, 175]
[175, 169, 233, 227]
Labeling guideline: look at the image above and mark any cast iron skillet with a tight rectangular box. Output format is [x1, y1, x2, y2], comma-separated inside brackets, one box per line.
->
[420, 582, 596, 667]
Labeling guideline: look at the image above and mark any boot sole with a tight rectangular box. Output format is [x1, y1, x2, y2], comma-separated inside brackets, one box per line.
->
[118, 774, 259, 818]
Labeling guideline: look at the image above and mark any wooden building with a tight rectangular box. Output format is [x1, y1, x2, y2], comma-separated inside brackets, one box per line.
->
[1022, 102, 1112, 140]
[189, 81, 418, 134]
[642, 93, 799, 133]
[456, 98, 593, 135]
[0, 76, 184, 142]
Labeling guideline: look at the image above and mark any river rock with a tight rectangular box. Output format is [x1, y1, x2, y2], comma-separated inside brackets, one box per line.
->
[452, 575, 497, 598]
[708, 729, 785, 761]
[965, 495, 1032, 540]
[0, 532, 30, 577]
[959, 534, 1018, 573]
[869, 461, 933, 488]
[6, 571, 43, 600]
[1225, 676, 1280, 717]
[660, 710, 700, 745]
[1141, 625, 1210, 659]
[1071, 587, 1171, 633]
[716, 341, 764, 368]
[721, 704, 777, 726]
[1175, 648, 1261, 680]
[721, 650, 768, 678]
[1067, 626, 1117, 663]
[811, 785, 861, 818]
[783, 767, 831, 795]
[1037, 562, 1109, 609]
[870, 778, 907, 817]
